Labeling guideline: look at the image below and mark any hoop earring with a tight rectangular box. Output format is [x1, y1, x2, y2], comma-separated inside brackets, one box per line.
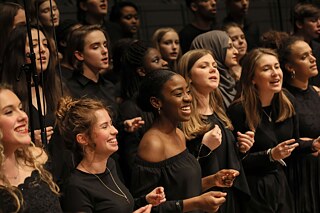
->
[158, 107, 161, 115]
[290, 70, 295, 79]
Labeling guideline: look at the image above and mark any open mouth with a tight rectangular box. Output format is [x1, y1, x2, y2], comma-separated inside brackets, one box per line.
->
[15, 124, 28, 134]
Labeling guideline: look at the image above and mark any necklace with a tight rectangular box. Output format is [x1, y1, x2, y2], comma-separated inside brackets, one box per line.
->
[80, 163, 130, 204]
[5, 164, 20, 180]
[262, 109, 272, 122]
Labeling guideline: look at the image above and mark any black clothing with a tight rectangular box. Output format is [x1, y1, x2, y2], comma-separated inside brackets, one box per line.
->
[285, 84, 320, 213]
[131, 149, 203, 213]
[65, 71, 117, 116]
[62, 158, 141, 213]
[0, 170, 62, 213]
[187, 114, 250, 213]
[179, 24, 211, 54]
[117, 97, 154, 188]
[227, 101, 313, 213]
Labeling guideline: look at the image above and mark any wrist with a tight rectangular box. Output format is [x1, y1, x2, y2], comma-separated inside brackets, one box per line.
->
[267, 148, 275, 162]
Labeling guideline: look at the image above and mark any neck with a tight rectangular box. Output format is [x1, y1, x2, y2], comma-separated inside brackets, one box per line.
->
[193, 89, 212, 115]
[85, 14, 104, 25]
[83, 66, 99, 82]
[192, 16, 213, 30]
[289, 78, 308, 90]
[296, 31, 312, 44]
[259, 92, 274, 107]
[154, 115, 178, 135]
[80, 155, 109, 174]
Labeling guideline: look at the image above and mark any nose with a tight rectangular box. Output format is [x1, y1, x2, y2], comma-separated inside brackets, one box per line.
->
[161, 59, 168, 67]
[18, 109, 28, 122]
[242, 0, 249, 6]
[111, 125, 118, 135]
[183, 92, 192, 102]
[102, 46, 108, 55]
[310, 54, 316, 62]
[233, 46, 239, 55]
[210, 0, 216, 5]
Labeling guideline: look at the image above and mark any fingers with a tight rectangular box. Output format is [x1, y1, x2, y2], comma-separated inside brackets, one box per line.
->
[237, 131, 254, 153]
[133, 204, 152, 213]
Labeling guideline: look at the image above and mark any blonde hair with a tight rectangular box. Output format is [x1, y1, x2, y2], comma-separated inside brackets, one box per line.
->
[238, 48, 295, 130]
[151, 27, 182, 71]
[178, 49, 233, 140]
[0, 84, 59, 212]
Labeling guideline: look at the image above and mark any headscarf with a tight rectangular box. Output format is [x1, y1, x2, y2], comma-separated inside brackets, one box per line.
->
[190, 30, 237, 108]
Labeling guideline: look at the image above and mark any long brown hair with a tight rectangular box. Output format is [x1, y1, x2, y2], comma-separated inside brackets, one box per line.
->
[178, 49, 233, 140]
[238, 48, 295, 130]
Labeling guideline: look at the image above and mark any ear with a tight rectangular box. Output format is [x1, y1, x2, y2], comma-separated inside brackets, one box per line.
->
[76, 133, 88, 145]
[285, 63, 294, 72]
[74, 51, 84, 62]
[136, 67, 146, 77]
[190, 2, 198, 12]
[295, 20, 303, 30]
[150, 96, 162, 109]
[79, 2, 88, 11]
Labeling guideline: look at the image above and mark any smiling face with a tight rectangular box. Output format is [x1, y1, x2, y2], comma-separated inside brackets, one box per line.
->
[252, 54, 283, 98]
[159, 74, 192, 122]
[25, 29, 50, 74]
[190, 53, 219, 95]
[286, 40, 318, 81]
[75, 30, 109, 74]
[224, 38, 239, 68]
[39, 0, 60, 27]
[90, 109, 118, 156]
[159, 31, 180, 62]
[226, 26, 247, 60]
[0, 89, 30, 151]
[119, 6, 140, 35]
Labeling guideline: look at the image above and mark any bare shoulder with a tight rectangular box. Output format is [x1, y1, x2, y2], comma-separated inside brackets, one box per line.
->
[28, 146, 48, 165]
[137, 129, 165, 163]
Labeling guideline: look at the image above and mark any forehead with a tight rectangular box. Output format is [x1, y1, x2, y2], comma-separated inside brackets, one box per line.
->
[161, 31, 178, 40]
[145, 48, 161, 58]
[163, 74, 186, 91]
[84, 30, 106, 43]
[290, 40, 310, 54]
[0, 90, 20, 110]
[196, 53, 215, 63]
[227, 26, 244, 35]
[121, 6, 137, 14]
[256, 54, 278, 66]
[94, 109, 110, 123]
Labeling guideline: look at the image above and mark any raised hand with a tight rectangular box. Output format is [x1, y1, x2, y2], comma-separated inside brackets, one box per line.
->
[270, 139, 299, 161]
[197, 191, 227, 213]
[124, 117, 145, 133]
[34, 126, 54, 146]
[145, 186, 166, 206]
[212, 169, 240, 188]
[133, 204, 152, 213]
[202, 125, 222, 151]
[237, 131, 255, 153]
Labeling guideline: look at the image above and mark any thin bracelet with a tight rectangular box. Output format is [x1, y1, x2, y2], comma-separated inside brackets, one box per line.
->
[196, 143, 213, 161]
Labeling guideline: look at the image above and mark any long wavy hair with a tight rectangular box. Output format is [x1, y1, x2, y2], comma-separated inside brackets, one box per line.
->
[0, 84, 59, 213]
[237, 48, 295, 130]
[178, 49, 233, 140]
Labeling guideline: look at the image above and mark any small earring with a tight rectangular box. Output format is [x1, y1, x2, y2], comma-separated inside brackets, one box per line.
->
[291, 70, 295, 79]
[158, 107, 161, 115]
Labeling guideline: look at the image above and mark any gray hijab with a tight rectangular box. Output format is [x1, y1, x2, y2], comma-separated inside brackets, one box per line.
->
[190, 30, 237, 108]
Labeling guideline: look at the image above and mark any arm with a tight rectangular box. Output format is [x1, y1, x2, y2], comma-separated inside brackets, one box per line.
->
[62, 183, 93, 212]
[201, 169, 240, 192]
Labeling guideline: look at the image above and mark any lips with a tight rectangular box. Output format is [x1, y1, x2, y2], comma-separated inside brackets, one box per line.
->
[107, 138, 118, 146]
[181, 105, 191, 114]
[15, 124, 28, 134]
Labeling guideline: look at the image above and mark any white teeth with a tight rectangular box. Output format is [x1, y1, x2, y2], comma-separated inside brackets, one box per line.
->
[108, 139, 117, 143]
[16, 126, 27, 133]
[181, 106, 190, 111]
